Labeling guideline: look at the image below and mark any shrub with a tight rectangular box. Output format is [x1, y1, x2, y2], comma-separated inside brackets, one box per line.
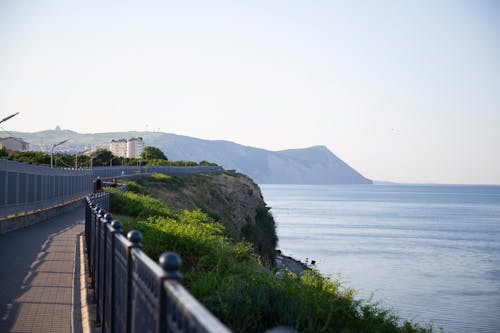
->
[137, 173, 184, 191]
[108, 187, 177, 219]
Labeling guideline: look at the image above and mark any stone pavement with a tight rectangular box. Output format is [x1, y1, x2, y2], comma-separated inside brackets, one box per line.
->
[0, 206, 85, 333]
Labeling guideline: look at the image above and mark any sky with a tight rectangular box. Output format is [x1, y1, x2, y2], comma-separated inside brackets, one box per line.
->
[1, 0, 499, 185]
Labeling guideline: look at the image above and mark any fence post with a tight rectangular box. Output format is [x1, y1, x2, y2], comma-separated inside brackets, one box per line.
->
[85, 201, 93, 255]
[95, 206, 104, 325]
[91, 204, 100, 289]
[101, 212, 112, 333]
[157, 252, 182, 333]
[109, 220, 121, 333]
[126, 230, 142, 333]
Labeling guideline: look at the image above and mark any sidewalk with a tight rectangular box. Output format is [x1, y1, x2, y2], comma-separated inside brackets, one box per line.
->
[0, 206, 85, 333]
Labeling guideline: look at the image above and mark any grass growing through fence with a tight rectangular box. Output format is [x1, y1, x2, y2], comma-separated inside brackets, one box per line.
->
[108, 184, 433, 333]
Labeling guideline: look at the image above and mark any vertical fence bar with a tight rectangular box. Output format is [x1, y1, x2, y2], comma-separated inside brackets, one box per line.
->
[95, 207, 103, 325]
[157, 252, 182, 333]
[91, 205, 100, 299]
[109, 220, 121, 333]
[100, 212, 112, 333]
[126, 231, 142, 333]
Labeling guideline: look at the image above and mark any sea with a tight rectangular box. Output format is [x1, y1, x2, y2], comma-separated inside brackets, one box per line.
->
[260, 184, 500, 333]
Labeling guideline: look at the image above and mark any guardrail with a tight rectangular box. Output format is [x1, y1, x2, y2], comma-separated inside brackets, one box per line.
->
[0, 159, 93, 218]
[85, 192, 232, 333]
[1, 160, 223, 219]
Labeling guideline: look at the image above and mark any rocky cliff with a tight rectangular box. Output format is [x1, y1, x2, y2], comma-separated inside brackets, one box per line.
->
[136, 172, 277, 265]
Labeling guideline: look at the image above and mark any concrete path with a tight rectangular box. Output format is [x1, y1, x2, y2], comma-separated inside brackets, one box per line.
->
[0, 206, 85, 333]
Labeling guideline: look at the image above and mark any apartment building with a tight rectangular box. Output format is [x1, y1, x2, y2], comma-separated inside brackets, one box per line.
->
[110, 137, 144, 158]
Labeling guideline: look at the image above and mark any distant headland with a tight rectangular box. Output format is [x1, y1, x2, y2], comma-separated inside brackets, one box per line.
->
[9, 129, 372, 185]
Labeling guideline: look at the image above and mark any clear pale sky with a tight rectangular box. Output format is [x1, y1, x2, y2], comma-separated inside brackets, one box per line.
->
[1, 1, 499, 184]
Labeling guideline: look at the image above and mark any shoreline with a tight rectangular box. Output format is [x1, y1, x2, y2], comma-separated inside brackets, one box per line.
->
[275, 250, 310, 277]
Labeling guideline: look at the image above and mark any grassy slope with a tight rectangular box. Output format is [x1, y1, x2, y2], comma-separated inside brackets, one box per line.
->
[108, 176, 432, 333]
[124, 172, 278, 265]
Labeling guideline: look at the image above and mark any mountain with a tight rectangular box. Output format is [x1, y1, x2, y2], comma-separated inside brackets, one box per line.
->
[9, 130, 372, 184]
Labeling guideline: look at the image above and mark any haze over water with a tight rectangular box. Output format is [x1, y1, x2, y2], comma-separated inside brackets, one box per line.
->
[261, 184, 500, 333]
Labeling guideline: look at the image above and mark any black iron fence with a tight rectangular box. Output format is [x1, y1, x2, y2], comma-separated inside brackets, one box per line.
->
[85, 192, 232, 333]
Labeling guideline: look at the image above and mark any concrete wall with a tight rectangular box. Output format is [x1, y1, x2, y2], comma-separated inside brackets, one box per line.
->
[0, 198, 84, 234]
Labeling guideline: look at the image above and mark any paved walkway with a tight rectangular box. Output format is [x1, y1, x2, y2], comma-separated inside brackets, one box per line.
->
[0, 206, 85, 333]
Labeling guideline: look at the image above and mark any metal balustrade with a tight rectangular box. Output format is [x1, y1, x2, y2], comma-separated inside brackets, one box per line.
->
[1, 160, 223, 219]
[0, 159, 93, 218]
[85, 193, 232, 333]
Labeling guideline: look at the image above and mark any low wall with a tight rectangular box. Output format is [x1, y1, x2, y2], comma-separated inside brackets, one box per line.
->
[0, 198, 85, 234]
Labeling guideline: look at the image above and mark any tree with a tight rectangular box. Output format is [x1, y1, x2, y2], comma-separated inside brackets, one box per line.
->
[141, 146, 168, 160]
[0, 146, 8, 157]
[90, 148, 114, 167]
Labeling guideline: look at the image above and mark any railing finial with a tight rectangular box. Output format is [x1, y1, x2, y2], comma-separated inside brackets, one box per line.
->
[159, 252, 183, 281]
[104, 212, 112, 222]
[127, 230, 142, 248]
[111, 220, 122, 233]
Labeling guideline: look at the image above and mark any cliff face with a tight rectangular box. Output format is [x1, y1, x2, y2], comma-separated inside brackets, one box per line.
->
[141, 172, 277, 265]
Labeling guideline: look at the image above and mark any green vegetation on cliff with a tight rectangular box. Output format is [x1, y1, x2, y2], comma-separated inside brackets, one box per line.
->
[108, 174, 431, 333]
[124, 172, 277, 265]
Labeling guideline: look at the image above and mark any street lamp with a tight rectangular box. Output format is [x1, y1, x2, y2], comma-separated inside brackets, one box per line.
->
[90, 152, 103, 169]
[0, 112, 19, 124]
[110, 157, 118, 167]
[75, 148, 90, 169]
[50, 139, 69, 168]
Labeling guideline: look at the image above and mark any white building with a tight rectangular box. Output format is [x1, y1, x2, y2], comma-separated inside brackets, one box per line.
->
[110, 139, 128, 158]
[109, 137, 144, 158]
[0, 137, 30, 152]
[126, 137, 144, 158]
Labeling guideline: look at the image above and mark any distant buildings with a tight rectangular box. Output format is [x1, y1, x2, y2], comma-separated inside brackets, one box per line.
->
[0, 137, 30, 152]
[110, 137, 144, 158]
[109, 139, 128, 157]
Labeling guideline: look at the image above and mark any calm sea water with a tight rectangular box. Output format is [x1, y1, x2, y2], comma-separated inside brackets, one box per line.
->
[260, 184, 500, 333]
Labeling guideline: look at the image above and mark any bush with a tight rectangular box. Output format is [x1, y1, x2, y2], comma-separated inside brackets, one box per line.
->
[241, 206, 278, 266]
[137, 173, 184, 191]
[108, 187, 177, 219]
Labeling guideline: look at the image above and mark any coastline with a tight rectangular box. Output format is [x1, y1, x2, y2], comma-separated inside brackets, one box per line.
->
[275, 250, 309, 277]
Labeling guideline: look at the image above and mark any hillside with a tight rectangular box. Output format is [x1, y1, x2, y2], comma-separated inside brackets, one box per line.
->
[11, 129, 372, 184]
[122, 172, 277, 265]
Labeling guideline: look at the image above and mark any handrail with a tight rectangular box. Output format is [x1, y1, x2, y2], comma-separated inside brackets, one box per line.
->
[85, 192, 232, 333]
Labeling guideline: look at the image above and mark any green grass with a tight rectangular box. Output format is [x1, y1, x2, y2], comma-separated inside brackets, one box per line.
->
[108, 180, 433, 333]
[137, 173, 185, 190]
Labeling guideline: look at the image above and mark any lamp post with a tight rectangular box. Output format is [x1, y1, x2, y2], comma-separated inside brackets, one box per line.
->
[110, 157, 118, 167]
[137, 158, 142, 173]
[90, 152, 103, 169]
[75, 148, 90, 169]
[0, 112, 19, 124]
[50, 139, 69, 168]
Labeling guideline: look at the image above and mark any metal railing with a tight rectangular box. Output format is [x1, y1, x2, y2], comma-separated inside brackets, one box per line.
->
[85, 192, 232, 333]
[1, 160, 223, 219]
[0, 159, 93, 218]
